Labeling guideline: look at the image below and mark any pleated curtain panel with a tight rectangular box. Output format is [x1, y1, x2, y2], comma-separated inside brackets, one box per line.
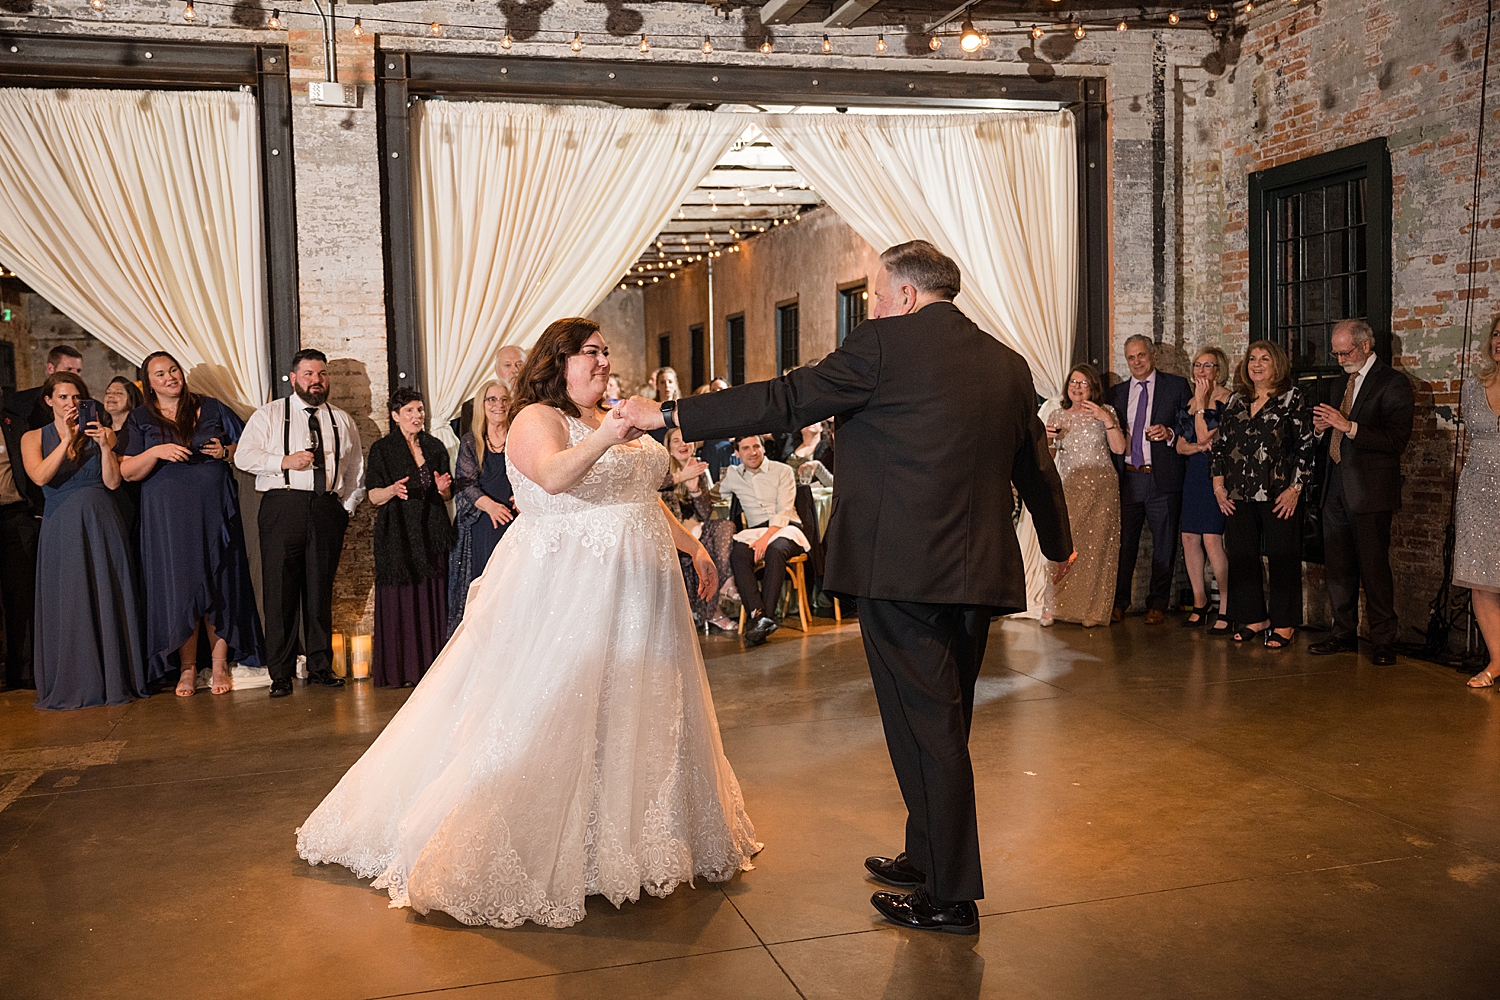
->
[0, 89, 270, 412]
[411, 101, 749, 445]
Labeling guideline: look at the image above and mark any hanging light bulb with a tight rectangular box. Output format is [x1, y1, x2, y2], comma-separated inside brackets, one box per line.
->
[928, 35, 941, 50]
[430, 21, 442, 36]
[267, 9, 281, 29]
[1073, 22, 1086, 39]
[1244, 1, 1254, 10]
[980, 30, 990, 48]
[89, 0, 104, 10]
[570, 31, 583, 52]
[1031, 25, 1045, 39]
[702, 36, 713, 55]
[639, 34, 649, 53]
[1207, 8, 1219, 20]
[959, 19, 982, 52]
[182, 0, 195, 22]
[352, 16, 364, 37]
[1168, 12, 1180, 24]
[760, 38, 772, 54]
[822, 34, 832, 53]
[876, 33, 886, 52]
[1117, 20, 1128, 32]
[501, 32, 513, 49]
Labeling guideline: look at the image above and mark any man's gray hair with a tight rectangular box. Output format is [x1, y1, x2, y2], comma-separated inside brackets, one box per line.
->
[1123, 334, 1157, 353]
[880, 240, 961, 300]
[1333, 319, 1375, 347]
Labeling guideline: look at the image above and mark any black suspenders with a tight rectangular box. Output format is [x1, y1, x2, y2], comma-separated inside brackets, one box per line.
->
[282, 397, 342, 494]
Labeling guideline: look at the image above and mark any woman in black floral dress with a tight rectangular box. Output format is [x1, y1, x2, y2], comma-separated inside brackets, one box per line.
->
[1210, 340, 1315, 649]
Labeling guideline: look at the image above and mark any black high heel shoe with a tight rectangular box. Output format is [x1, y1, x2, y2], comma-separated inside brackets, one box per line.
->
[1181, 605, 1210, 628]
[1208, 613, 1232, 635]
[1231, 625, 1267, 643]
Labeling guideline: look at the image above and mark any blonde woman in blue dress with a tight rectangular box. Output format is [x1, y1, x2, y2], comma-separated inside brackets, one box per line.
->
[297, 317, 759, 928]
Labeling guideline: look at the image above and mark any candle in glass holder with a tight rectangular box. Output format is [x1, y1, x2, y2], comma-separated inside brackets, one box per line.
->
[351, 634, 372, 679]
[331, 632, 347, 678]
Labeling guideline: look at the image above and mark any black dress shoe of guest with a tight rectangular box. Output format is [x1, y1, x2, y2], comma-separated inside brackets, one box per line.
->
[269, 678, 293, 698]
[871, 889, 979, 936]
[307, 671, 345, 687]
[1371, 644, 1398, 666]
[865, 853, 926, 888]
[1308, 637, 1358, 656]
[743, 615, 779, 648]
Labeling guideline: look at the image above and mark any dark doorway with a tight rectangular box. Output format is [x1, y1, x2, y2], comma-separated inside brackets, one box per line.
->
[776, 302, 800, 375]
[727, 314, 746, 385]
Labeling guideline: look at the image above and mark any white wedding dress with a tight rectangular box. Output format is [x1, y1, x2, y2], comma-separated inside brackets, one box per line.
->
[296, 413, 760, 929]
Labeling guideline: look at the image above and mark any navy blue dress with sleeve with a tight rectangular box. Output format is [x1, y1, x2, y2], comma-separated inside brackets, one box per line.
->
[1178, 399, 1227, 535]
[123, 397, 264, 680]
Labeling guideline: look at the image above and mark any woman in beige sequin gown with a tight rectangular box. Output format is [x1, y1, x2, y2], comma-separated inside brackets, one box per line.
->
[1042, 364, 1127, 627]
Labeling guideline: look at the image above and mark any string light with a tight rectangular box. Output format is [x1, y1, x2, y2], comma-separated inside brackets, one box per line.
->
[822, 34, 832, 53]
[1073, 22, 1086, 39]
[760, 39, 772, 54]
[89, 0, 103, 10]
[501, 32, 512, 49]
[702, 36, 713, 54]
[1031, 25, 1045, 39]
[959, 19, 982, 52]
[429, 21, 441, 36]
[352, 15, 363, 37]
[182, 1, 195, 22]
[876, 33, 886, 52]
[639, 34, 649, 53]
[1117, 20, 1128, 32]
[267, 9, 280, 29]
[1168, 12, 1180, 24]
[570, 31, 582, 51]
[1207, 8, 1218, 20]
[928, 35, 941, 50]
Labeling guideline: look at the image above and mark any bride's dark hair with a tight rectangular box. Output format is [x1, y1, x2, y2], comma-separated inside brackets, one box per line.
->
[508, 318, 602, 423]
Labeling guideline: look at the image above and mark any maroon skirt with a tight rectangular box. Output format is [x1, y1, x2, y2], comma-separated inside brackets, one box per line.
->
[373, 572, 448, 687]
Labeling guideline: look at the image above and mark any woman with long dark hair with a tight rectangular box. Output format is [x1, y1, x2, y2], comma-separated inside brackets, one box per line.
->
[121, 351, 263, 696]
[298, 318, 757, 930]
[103, 375, 145, 537]
[21, 373, 147, 709]
[366, 387, 455, 686]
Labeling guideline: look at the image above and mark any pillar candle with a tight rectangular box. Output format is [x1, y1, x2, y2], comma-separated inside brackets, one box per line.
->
[331, 633, 347, 678]
[351, 634, 372, 679]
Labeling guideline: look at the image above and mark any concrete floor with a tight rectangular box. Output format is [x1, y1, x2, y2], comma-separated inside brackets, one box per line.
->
[3, 615, 1499, 999]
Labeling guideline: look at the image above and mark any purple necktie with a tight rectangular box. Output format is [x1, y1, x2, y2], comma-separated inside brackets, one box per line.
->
[1130, 380, 1149, 467]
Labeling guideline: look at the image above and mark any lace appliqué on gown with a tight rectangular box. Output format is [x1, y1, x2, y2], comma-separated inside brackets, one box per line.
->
[296, 413, 759, 930]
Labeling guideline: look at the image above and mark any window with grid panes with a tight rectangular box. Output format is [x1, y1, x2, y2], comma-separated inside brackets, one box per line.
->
[1272, 178, 1369, 369]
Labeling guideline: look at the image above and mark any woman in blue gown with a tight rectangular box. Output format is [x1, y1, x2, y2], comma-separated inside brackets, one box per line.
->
[21, 373, 147, 710]
[447, 379, 515, 636]
[122, 352, 263, 697]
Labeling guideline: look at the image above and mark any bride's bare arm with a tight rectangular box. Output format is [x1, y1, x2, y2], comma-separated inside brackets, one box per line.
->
[659, 497, 718, 601]
[506, 405, 639, 495]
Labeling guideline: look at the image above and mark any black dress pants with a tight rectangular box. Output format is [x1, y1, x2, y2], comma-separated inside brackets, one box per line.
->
[729, 532, 802, 618]
[0, 501, 39, 689]
[857, 598, 992, 904]
[1224, 499, 1303, 629]
[259, 490, 348, 682]
[1322, 465, 1398, 645]
[1114, 470, 1182, 612]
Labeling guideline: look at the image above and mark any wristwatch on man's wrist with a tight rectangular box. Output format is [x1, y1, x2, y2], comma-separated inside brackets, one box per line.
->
[660, 400, 678, 430]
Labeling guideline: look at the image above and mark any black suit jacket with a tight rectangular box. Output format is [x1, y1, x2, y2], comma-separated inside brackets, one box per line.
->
[1109, 370, 1192, 493]
[0, 392, 45, 515]
[1322, 360, 1415, 515]
[4, 385, 50, 431]
[676, 301, 1072, 612]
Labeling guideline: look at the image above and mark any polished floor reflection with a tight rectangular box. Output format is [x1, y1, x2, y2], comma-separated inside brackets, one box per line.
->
[3, 616, 1499, 999]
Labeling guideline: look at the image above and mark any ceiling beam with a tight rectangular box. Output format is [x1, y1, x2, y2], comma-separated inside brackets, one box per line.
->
[761, 0, 813, 25]
[824, 0, 884, 29]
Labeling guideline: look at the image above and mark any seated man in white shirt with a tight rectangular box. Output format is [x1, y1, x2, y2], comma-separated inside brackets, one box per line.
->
[718, 434, 810, 647]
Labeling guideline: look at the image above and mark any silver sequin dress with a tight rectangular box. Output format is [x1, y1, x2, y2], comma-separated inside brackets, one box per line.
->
[1040, 402, 1122, 627]
[1454, 376, 1500, 594]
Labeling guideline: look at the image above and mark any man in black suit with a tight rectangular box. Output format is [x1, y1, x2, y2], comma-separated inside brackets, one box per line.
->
[4, 344, 83, 430]
[619, 241, 1074, 935]
[1109, 335, 1192, 624]
[1308, 319, 1414, 666]
[0, 388, 45, 690]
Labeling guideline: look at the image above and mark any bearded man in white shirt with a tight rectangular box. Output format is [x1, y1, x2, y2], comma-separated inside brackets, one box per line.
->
[718, 434, 810, 647]
[234, 349, 365, 697]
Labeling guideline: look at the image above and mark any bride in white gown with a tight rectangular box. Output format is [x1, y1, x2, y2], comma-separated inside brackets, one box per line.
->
[296, 318, 759, 930]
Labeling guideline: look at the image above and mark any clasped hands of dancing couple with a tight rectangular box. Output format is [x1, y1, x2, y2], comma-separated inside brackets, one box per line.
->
[297, 241, 1075, 938]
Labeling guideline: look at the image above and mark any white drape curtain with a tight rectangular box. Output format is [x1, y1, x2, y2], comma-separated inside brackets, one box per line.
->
[757, 111, 1079, 613]
[0, 89, 269, 412]
[412, 101, 748, 444]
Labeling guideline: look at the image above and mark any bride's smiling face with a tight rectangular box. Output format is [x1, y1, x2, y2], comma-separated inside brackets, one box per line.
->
[566, 332, 612, 408]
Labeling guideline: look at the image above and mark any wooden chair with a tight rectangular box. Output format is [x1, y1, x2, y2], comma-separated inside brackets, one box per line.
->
[739, 552, 815, 632]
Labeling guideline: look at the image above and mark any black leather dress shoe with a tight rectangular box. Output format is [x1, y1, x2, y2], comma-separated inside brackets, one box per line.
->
[1371, 644, 1398, 666]
[307, 671, 345, 687]
[1308, 637, 1358, 656]
[269, 678, 293, 698]
[743, 615, 779, 648]
[865, 852, 926, 888]
[871, 889, 979, 935]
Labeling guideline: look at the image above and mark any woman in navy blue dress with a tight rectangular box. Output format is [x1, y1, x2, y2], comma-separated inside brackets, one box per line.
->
[1176, 347, 1233, 634]
[448, 380, 516, 636]
[122, 352, 263, 697]
[20, 373, 147, 710]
